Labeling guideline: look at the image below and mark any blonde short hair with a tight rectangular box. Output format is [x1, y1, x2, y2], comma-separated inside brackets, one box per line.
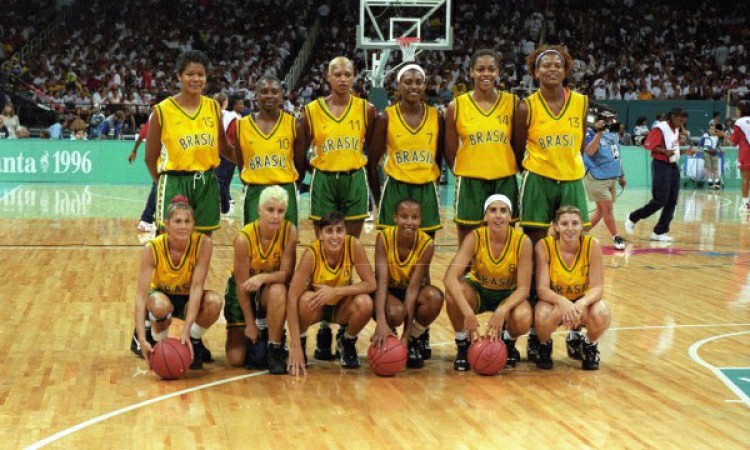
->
[328, 56, 353, 74]
[258, 185, 289, 210]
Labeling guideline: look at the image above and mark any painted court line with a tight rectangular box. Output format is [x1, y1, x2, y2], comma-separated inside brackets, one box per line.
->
[0, 184, 21, 202]
[688, 330, 750, 407]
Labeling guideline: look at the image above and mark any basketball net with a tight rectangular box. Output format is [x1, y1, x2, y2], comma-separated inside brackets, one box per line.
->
[397, 37, 421, 62]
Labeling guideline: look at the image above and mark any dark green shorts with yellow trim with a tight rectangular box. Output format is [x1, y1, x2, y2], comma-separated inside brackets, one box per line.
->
[465, 278, 512, 314]
[454, 175, 518, 225]
[223, 275, 266, 328]
[519, 171, 590, 229]
[378, 177, 441, 231]
[149, 290, 189, 320]
[243, 182, 299, 227]
[156, 169, 220, 232]
[309, 168, 369, 221]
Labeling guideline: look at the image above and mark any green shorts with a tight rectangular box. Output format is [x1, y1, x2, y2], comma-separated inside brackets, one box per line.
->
[377, 177, 441, 231]
[519, 171, 590, 229]
[223, 275, 266, 328]
[465, 278, 512, 314]
[149, 290, 189, 320]
[321, 304, 338, 324]
[156, 169, 220, 232]
[242, 182, 299, 227]
[454, 175, 518, 226]
[309, 168, 369, 221]
[388, 287, 407, 302]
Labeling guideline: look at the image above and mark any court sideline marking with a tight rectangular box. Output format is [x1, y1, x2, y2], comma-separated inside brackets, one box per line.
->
[25, 322, 750, 448]
[688, 330, 750, 407]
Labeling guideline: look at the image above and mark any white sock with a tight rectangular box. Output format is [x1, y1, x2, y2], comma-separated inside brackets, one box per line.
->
[568, 329, 582, 339]
[319, 321, 331, 329]
[189, 323, 206, 340]
[152, 328, 168, 342]
[409, 321, 427, 339]
[300, 331, 307, 339]
[502, 330, 514, 341]
[743, 197, 749, 205]
[455, 331, 469, 341]
[343, 331, 356, 340]
[145, 320, 151, 329]
[584, 334, 597, 344]
[528, 327, 537, 336]
[256, 318, 268, 330]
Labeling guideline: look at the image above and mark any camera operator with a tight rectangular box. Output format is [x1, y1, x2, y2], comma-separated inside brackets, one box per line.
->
[584, 114, 627, 250]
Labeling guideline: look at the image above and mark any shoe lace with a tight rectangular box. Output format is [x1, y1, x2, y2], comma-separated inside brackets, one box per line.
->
[583, 342, 599, 360]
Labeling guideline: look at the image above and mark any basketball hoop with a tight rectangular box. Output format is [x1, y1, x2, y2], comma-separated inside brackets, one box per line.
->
[397, 37, 421, 62]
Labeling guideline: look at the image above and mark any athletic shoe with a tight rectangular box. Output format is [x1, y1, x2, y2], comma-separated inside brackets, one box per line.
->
[581, 340, 600, 371]
[137, 220, 156, 232]
[503, 338, 520, 368]
[300, 335, 309, 367]
[406, 338, 425, 369]
[130, 327, 156, 359]
[613, 235, 626, 250]
[337, 335, 360, 369]
[334, 326, 346, 358]
[267, 343, 287, 375]
[566, 334, 583, 360]
[314, 327, 336, 361]
[453, 339, 470, 371]
[245, 329, 268, 370]
[190, 338, 212, 370]
[419, 329, 432, 360]
[624, 215, 636, 234]
[526, 334, 540, 363]
[650, 232, 674, 242]
[535, 340, 554, 370]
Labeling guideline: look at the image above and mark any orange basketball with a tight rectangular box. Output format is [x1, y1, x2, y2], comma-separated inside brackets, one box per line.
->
[367, 336, 407, 376]
[468, 337, 507, 375]
[150, 338, 192, 380]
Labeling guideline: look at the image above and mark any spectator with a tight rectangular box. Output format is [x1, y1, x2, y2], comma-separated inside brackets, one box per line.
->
[633, 116, 650, 145]
[618, 123, 633, 145]
[48, 116, 66, 139]
[1, 103, 20, 138]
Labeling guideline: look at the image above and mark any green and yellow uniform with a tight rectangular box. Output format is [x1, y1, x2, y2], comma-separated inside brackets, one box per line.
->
[306, 96, 370, 221]
[154, 96, 222, 231]
[309, 236, 355, 322]
[379, 225, 432, 300]
[378, 103, 442, 231]
[148, 232, 205, 319]
[237, 112, 299, 225]
[224, 220, 292, 327]
[520, 90, 590, 228]
[465, 226, 526, 313]
[453, 91, 519, 225]
[540, 235, 593, 301]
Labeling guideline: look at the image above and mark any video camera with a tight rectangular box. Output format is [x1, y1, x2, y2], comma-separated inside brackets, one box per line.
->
[586, 101, 619, 132]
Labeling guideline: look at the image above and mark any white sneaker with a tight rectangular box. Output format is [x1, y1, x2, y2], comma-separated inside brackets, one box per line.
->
[137, 221, 156, 232]
[624, 216, 636, 234]
[650, 232, 674, 242]
[613, 235, 626, 250]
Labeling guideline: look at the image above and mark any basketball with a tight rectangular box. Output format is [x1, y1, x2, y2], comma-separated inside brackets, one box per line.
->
[150, 338, 192, 380]
[468, 337, 507, 376]
[367, 336, 408, 376]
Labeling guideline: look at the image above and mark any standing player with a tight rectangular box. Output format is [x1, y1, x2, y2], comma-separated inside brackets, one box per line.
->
[224, 186, 297, 375]
[371, 199, 444, 368]
[368, 64, 444, 236]
[445, 49, 519, 245]
[534, 205, 611, 370]
[235, 75, 299, 226]
[730, 100, 750, 212]
[286, 212, 376, 375]
[215, 93, 242, 215]
[144, 50, 234, 234]
[133, 196, 223, 370]
[295, 56, 378, 238]
[443, 194, 533, 370]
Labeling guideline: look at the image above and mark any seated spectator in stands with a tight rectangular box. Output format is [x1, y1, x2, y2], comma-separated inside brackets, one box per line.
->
[633, 116, 650, 145]
[0, 117, 8, 139]
[1, 104, 21, 138]
[39, 130, 51, 139]
[638, 82, 654, 100]
[48, 116, 66, 139]
[99, 110, 126, 140]
[16, 126, 30, 139]
[89, 106, 105, 138]
[618, 123, 633, 145]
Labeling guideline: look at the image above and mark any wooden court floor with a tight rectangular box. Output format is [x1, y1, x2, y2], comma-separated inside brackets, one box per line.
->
[1, 184, 749, 449]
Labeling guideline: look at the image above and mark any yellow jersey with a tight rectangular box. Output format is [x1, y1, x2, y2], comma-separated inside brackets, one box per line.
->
[523, 90, 587, 180]
[305, 96, 369, 171]
[469, 226, 526, 291]
[237, 112, 299, 184]
[154, 96, 221, 172]
[454, 91, 518, 179]
[309, 236, 355, 305]
[383, 103, 440, 183]
[379, 225, 433, 289]
[149, 232, 204, 295]
[234, 220, 291, 276]
[541, 235, 592, 301]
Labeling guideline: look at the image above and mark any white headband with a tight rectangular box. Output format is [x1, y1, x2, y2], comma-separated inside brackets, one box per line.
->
[535, 49, 565, 68]
[397, 64, 426, 82]
[484, 194, 512, 214]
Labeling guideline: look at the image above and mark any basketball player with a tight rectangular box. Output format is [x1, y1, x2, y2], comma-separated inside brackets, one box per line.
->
[445, 49, 519, 245]
[286, 211, 376, 375]
[443, 194, 533, 370]
[133, 196, 222, 370]
[371, 199, 444, 369]
[235, 75, 299, 226]
[144, 50, 234, 234]
[224, 186, 297, 375]
[368, 64, 444, 236]
[295, 56, 378, 238]
[729, 100, 750, 212]
[534, 205, 611, 370]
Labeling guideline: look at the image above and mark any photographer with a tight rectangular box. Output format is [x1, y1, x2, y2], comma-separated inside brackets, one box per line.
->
[584, 114, 627, 250]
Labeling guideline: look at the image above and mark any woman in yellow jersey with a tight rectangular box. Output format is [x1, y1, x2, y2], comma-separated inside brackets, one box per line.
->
[144, 50, 235, 234]
[534, 205, 611, 371]
[224, 186, 297, 375]
[133, 196, 222, 370]
[295, 56, 378, 238]
[445, 49, 519, 245]
[235, 74, 300, 226]
[444, 194, 533, 371]
[286, 211, 376, 375]
[513, 45, 590, 245]
[371, 199, 444, 369]
[368, 64, 444, 235]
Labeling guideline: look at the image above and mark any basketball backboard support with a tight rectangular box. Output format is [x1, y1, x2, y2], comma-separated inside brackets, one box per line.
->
[356, 0, 453, 87]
